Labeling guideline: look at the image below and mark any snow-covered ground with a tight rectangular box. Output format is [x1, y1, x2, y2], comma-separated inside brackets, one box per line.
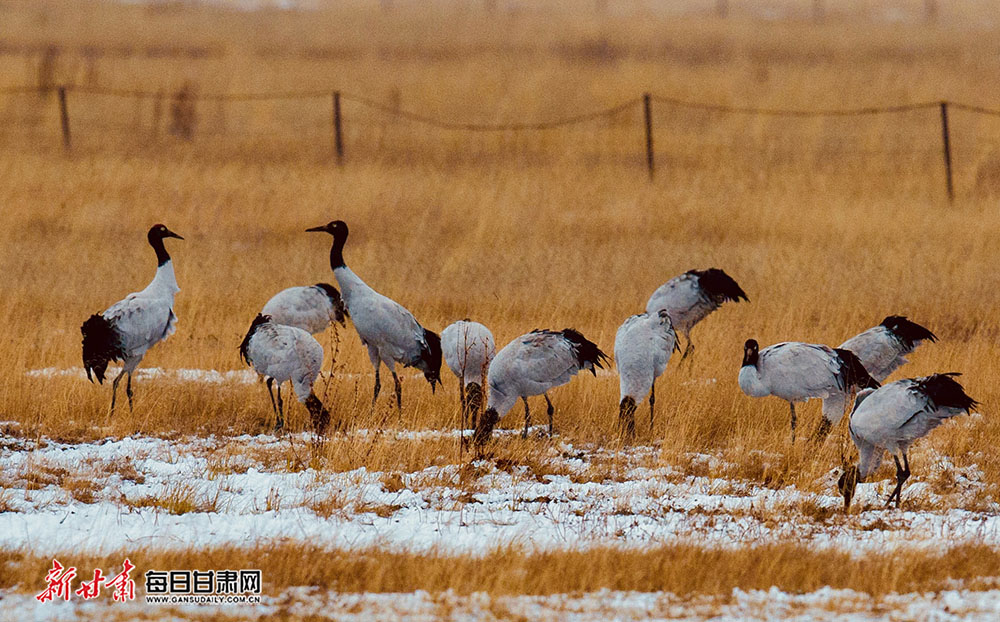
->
[4, 586, 1000, 621]
[1, 431, 997, 557]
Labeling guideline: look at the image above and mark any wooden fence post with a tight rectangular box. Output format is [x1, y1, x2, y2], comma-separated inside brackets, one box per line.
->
[333, 91, 344, 166]
[812, 0, 824, 22]
[57, 85, 70, 150]
[939, 101, 954, 202]
[925, 0, 938, 21]
[643, 93, 654, 181]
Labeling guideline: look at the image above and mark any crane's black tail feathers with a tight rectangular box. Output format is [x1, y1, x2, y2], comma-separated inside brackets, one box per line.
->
[560, 328, 611, 375]
[314, 282, 349, 324]
[918, 373, 978, 413]
[239, 314, 270, 366]
[81, 313, 125, 384]
[835, 348, 881, 391]
[416, 328, 443, 390]
[692, 268, 749, 303]
[304, 392, 332, 434]
[881, 316, 938, 349]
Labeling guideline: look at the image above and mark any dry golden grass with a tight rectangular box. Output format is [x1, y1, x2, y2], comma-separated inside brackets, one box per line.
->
[3, 542, 1000, 597]
[1, 0, 999, 600]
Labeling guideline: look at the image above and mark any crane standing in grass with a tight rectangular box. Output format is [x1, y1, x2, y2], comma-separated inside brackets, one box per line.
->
[261, 283, 348, 386]
[306, 220, 442, 410]
[81, 224, 183, 413]
[838, 373, 977, 510]
[261, 283, 347, 335]
[441, 319, 495, 431]
[614, 309, 680, 438]
[839, 315, 937, 382]
[474, 328, 609, 446]
[239, 314, 332, 434]
[646, 268, 748, 362]
[738, 339, 880, 441]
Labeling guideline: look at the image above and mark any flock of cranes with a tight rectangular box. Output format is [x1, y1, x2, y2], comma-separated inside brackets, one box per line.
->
[80, 222, 978, 511]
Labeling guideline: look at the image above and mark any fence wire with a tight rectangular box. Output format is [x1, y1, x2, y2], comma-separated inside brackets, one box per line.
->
[4, 84, 1000, 199]
[3, 84, 1000, 124]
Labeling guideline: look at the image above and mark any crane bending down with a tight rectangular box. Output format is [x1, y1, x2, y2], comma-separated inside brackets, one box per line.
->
[441, 320, 495, 431]
[738, 339, 880, 441]
[646, 268, 747, 362]
[306, 220, 441, 409]
[81, 224, 183, 413]
[838, 373, 977, 510]
[261, 283, 347, 334]
[839, 315, 937, 382]
[473, 328, 609, 446]
[239, 314, 332, 434]
[614, 309, 680, 438]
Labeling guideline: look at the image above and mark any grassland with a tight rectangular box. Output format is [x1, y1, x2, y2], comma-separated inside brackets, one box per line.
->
[1, 0, 1000, 615]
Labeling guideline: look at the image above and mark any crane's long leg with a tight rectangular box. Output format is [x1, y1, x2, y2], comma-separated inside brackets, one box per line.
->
[649, 380, 656, 430]
[110, 368, 127, 414]
[619, 397, 637, 440]
[887, 453, 911, 508]
[680, 331, 695, 363]
[544, 393, 554, 437]
[522, 397, 531, 439]
[276, 384, 285, 432]
[367, 346, 382, 409]
[789, 402, 797, 442]
[459, 381, 467, 431]
[266, 377, 278, 415]
[392, 370, 402, 411]
[371, 365, 381, 408]
[126, 371, 134, 412]
[814, 417, 832, 442]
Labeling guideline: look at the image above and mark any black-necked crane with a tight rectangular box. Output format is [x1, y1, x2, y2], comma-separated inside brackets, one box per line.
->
[261, 284, 347, 335]
[645, 268, 747, 362]
[473, 328, 609, 446]
[305, 220, 442, 409]
[441, 319, 495, 430]
[738, 339, 880, 441]
[239, 314, 332, 434]
[839, 315, 937, 382]
[838, 373, 977, 510]
[81, 224, 183, 412]
[614, 309, 680, 438]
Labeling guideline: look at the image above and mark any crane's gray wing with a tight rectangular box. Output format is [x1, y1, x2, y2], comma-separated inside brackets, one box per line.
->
[262, 286, 334, 334]
[761, 343, 844, 396]
[840, 327, 901, 381]
[646, 274, 714, 331]
[103, 293, 176, 354]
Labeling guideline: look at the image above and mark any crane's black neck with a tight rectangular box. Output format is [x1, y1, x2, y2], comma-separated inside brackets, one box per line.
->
[329, 230, 347, 270]
[148, 232, 171, 267]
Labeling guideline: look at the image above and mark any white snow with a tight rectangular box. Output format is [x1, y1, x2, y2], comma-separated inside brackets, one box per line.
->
[1, 433, 998, 558]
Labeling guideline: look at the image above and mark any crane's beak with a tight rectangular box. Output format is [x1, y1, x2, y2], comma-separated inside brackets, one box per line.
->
[164, 229, 184, 240]
[305, 225, 328, 233]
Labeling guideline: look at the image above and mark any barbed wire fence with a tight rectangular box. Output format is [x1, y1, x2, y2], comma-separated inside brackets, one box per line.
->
[5, 83, 1000, 201]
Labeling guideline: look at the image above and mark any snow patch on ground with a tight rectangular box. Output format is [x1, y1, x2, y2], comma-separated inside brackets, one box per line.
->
[1, 434, 997, 557]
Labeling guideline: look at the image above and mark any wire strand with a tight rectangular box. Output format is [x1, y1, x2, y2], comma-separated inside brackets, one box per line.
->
[340, 93, 642, 130]
[651, 94, 940, 117]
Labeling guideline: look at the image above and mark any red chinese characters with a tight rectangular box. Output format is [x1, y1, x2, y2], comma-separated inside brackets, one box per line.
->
[35, 558, 136, 603]
[35, 560, 77, 603]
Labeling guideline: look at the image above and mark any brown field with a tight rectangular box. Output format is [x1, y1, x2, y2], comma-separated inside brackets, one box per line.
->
[1, 0, 1000, 614]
